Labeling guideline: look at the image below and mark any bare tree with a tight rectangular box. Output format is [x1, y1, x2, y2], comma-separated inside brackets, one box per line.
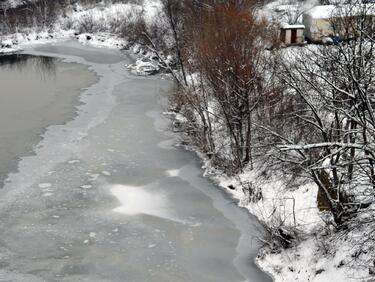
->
[196, 3, 278, 172]
[269, 1, 375, 226]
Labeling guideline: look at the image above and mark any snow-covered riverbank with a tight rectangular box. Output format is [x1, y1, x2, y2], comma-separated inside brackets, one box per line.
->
[0, 1, 163, 75]
[172, 131, 372, 282]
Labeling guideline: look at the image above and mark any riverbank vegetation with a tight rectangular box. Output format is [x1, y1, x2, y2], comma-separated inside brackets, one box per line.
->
[148, 0, 375, 280]
[0, 0, 147, 47]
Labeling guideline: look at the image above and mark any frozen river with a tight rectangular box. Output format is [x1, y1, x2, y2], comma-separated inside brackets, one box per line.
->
[0, 42, 272, 282]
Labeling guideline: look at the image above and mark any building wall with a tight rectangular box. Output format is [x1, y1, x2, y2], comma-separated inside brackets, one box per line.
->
[296, 29, 304, 43]
[303, 14, 334, 41]
[302, 14, 313, 40]
[303, 9, 375, 42]
[312, 18, 332, 40]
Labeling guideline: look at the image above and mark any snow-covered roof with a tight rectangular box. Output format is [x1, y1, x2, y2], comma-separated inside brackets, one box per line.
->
[304, 4, 375, 19]
[280, 23, 305, 29]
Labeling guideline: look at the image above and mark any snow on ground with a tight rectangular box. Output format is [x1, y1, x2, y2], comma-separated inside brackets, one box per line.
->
[258, 238, 347, 282]
[193, 150, 372, 281]
[259, 228, 374, 282]
[75, 32, 128, 49]
[127, 57, 160, 75]
[215, 168, 321, 232]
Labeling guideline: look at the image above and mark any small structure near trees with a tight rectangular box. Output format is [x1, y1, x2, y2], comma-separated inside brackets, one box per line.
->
[279, 23, 305, 45]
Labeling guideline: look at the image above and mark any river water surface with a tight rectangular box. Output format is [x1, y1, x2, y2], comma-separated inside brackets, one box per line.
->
[0, 54, 97, 185]
[0, 42, 272, 282]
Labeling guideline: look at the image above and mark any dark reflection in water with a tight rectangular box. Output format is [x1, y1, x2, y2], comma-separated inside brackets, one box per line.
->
[0, 53, 97, 188]
[0, 54, 57, 78]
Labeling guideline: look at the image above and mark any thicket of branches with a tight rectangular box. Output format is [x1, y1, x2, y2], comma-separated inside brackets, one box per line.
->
[159, 0, 375, 252]
[0, 0, 143, 35]
[0, 0, 72, 33]
[271, 3, 375, 227]
[149, 0, 280, 174]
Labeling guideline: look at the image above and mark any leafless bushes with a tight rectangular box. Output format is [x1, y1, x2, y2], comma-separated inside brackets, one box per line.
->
[116, 10, 146, 44]
[182, 0, 375, 231]
[0, 0, 67, 33]
[0, 0, 148, 42]
[267, 3, 375, 227]
[160, 0, 375, 238]
[257, 203, 302, 251]
[160, 1, 280, 174]
[198, 6, 280, 172]
[77, 13, 105, 33]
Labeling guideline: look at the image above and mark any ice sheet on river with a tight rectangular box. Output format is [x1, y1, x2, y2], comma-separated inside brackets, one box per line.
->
[0, 41, 271, 282]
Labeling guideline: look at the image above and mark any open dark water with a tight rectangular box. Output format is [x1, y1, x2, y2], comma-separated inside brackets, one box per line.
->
[0, 53, 96, 185]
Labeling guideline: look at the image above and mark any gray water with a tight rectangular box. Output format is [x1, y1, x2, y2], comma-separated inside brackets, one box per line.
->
[0, 41, 272, 282]
[0, 54, 97, 185]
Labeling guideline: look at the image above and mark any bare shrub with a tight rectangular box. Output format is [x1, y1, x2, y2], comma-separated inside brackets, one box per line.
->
[114, 9, 146, 44]
[196, 4, 279, 172]
[258, 213, 301, 251]
[0, 0, 69, 34]
[77, 13, 107, 33]
[269, 3, 375, 227]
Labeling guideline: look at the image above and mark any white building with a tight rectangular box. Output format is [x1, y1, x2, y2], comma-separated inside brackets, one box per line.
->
[303, 5, 337, 42]
[303, 4, 375, 42]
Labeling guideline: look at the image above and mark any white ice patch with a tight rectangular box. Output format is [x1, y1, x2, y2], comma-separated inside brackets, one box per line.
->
[102, 170, 111, 176]
[157, 139, 175, 150]
[80, 185, 93, 189]
[38, 183, 52, 188]
[86, 173, 99, 181]
[166, 169, 180, 177]
[110, 184, 170, 218]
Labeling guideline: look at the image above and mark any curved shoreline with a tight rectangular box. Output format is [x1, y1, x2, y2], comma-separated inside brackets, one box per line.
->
[0, 41, 127, 211]
[0, 41, 272, 282]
